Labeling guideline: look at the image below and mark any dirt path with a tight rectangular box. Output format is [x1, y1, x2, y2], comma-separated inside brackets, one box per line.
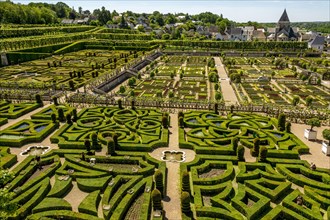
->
[214, 57, 239, 105]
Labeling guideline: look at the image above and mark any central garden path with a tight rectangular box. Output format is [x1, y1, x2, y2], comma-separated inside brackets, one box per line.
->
[213, 57, 239, 105]
[163, 113, 182, 220]
[149, 113, 195, 220]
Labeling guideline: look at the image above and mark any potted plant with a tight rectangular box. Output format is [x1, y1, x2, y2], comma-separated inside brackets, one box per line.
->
[322, 129, 330, 155]
[304, 118, 321, 141]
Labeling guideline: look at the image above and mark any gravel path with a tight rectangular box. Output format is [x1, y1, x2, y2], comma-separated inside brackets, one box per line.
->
[291, 123, 330, 169]
[162, 114, 182, 220]
[148, 113, 195, 220]
[214, 57, 239, 105]
[63, 181, 88, 212]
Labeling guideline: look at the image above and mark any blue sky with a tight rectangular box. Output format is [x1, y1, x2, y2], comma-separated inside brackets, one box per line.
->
[13, 0, 330, 22]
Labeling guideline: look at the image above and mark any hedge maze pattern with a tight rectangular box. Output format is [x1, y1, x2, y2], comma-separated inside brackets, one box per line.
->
[51, 107, 169, 151]
[3, 150, 166, 219]
[0, 101, 40, 126]
[180, 112, 309, 155]
[0, 104, 74, 147]
[180, 112, 330, 220]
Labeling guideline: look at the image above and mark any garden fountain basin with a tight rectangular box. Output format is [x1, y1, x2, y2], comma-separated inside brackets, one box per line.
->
[20, 145, 51, 156]
[161, 150, 186, 162]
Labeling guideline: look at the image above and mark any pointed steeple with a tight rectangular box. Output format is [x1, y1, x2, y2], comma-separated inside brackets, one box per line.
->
[279, 9, 290, 22]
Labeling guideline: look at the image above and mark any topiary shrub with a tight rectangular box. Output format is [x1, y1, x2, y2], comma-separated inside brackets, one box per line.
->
[69, 80, 75, 91]
[52, 97, 58, 106]
[232, 137, 239, 152]
[154, 170, 164, 196]
[72, 109, 77, 122]
[112, 133, 118, 149]
[182, 171, 190, 193]
[323, 129, 330, 145]
[35, 94, 43, 106]
[286, 122, 291, 133]
[51, 113, 57, 123]
[119, 86, 125, 93]
[306, 96, 313, 107]
[90, 132, 98, 149]
[215, 93, 222, 101]
[107, 138, 116, 155]
[259, 146, 268, 162]
[230, 105, 234, 113]
[251, 138, 260, 157]
[179, 116, 184, 128]
[178, 111, 184, 119]
[214, 103, 219, 114]
[84, 139, 91, 153]
[118, 99, 122, 109]
[152, 189, 162, 210]
[237, 145, 245, 161]
[307, 118, 321, 131]
[131, 100, 135, 110]
[278, 113, 286, 131]
[66, 113, 72, 124]
[58, 108, 65, 122]
[162, 116, 168, 129]
[181, 191, 191, 213]
[292, 96, 299, 106]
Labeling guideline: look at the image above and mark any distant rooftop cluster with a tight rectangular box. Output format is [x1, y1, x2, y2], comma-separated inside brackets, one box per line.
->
[61, 9, 328, 52]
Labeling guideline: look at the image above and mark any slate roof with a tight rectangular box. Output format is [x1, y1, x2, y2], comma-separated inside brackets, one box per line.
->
[227, 28, 243, 35]
[309, 35, 325, 46]
[279, 9, 290, 22]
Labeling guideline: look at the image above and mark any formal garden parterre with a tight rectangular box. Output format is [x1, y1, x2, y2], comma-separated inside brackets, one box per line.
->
[118, 55, 220, 102]
[0, 27, 329, 219]
[223, 55, 330, 108]
[0, 103, 329, 219]
[178, 111, 330, 220]
[1, 49, 144, 90]
[50, 107, 169, 151]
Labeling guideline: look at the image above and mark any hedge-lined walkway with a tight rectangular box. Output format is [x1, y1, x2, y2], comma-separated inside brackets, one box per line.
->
[149, 113, 195, 220]
[164, 113, 183, 220]
[214, 57, 239, 105]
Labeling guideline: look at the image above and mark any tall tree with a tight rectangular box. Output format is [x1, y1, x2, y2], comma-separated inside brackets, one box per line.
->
[119, 14, 128, 28]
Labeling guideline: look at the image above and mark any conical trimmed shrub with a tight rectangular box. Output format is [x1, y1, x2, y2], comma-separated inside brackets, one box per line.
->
[152, 189, 162, 210]
[181, 191, 191, 213]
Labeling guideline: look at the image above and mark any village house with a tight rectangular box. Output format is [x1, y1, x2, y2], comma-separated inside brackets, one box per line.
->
[308, 35, 325, 51]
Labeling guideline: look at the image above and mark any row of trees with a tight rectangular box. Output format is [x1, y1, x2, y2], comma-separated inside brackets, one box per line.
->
[0, 1, 72, 24]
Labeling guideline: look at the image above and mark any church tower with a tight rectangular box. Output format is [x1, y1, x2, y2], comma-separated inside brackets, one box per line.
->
[274, 9, 297, 41]
[277, 9, 290, 31]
